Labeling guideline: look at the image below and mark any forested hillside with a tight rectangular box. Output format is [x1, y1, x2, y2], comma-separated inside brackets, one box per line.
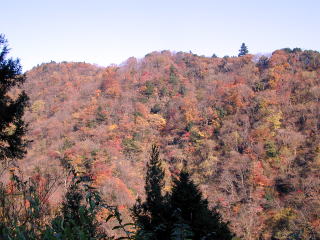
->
[23, 49, 320, 239]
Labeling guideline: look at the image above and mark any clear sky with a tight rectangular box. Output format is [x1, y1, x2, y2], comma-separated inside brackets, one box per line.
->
[1, 0, 320, 71]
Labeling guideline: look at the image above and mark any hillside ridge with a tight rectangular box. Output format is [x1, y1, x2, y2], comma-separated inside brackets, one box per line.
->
[23, 49, 320, 239]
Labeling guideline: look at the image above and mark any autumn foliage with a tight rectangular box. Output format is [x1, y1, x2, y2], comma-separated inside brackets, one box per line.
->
[21, 49, 320, 239]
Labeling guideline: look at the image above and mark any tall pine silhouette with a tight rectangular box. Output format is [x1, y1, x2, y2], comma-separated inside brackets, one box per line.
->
[0, 34, 29, 167]
[238, 43, 249, 56]
[132, 146, 234, 239]
[170, 169, 233, 240]
[132, 145, 171, 239]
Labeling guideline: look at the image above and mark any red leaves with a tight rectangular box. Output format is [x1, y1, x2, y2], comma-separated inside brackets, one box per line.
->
[22, 50, 320, 239]
[252, 161, 272, 187]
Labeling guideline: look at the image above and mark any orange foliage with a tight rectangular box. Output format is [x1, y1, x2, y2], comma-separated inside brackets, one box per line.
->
[23, 49, 320, 239]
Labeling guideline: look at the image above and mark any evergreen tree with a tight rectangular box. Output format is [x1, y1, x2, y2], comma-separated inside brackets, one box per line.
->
[0, 34, 32, 239]
[238, 43, 249, 57]
[133, 146, 234, 240]
[0, 34, 29, 168]
[144, 145, 165, 218]
[170, 169, 233, 240]
[132, 145, 170, 239]
[171, 221, 194, 240]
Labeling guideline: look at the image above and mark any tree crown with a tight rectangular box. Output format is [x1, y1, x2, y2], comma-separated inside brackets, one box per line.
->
[238, 42, 249, 56]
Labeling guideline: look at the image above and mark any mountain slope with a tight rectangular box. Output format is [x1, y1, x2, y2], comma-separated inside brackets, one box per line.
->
[24, 49, 320, 239]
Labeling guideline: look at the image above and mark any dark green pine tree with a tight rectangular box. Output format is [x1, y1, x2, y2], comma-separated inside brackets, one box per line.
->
[238, 43, 249, 57]
[0, 34, 29, 167]
[170, 169, 234, 240]
[132, 145, 171, 240]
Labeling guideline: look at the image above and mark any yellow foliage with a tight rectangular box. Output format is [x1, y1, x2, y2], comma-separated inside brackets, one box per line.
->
[72, 112, 80, 119]
[107, 124, 118, 131]
[258, 98, 268, 109]
[211, 120, 221, 129]
[301, 70, 317, 79]
[198, 131, 206, 138]
[70, 155, 87, 173]
[231, 131, 240, 141]
[268, 208, 297, 239]
[31, 100, 45, 113]
[272, 208, 296, 222]
[135, 116, 149, 126]
[4, 123, 16, 136]
[267, 111, 282, 130]
[185, 110, 196, 123]
[198, 155, 217, 178]
[148, 114, 166, 129]
[279, 146, 291, 158]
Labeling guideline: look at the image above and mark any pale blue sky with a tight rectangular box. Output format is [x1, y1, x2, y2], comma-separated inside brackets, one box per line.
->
[1, 0, 320, 71]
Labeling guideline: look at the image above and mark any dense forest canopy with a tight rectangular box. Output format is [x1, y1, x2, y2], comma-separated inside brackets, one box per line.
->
[2, 42, 320, 239]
